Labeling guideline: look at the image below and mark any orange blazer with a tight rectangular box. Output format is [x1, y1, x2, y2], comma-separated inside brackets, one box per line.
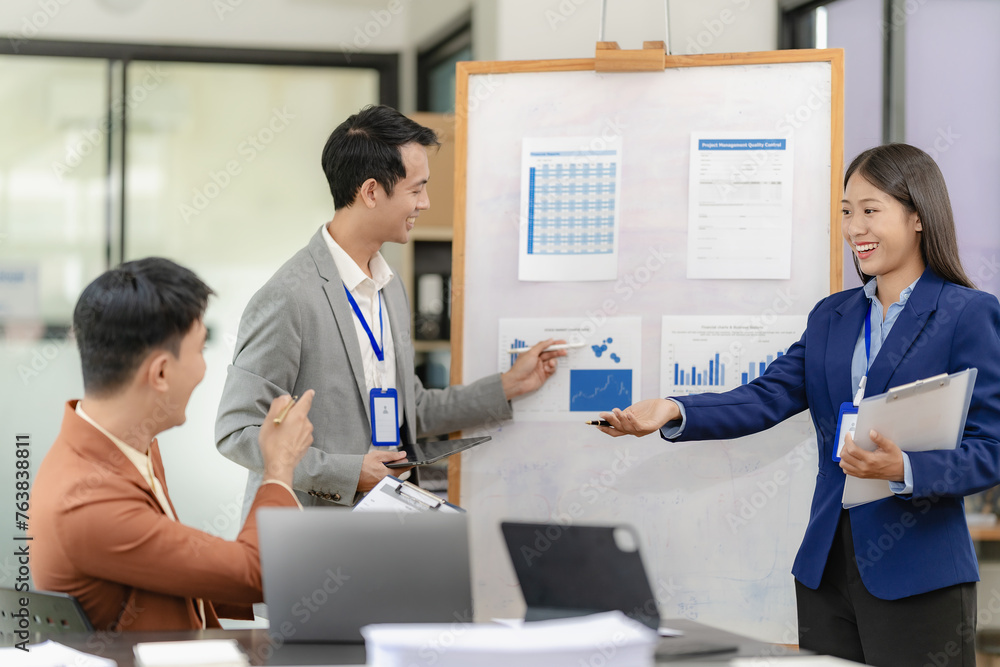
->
[31, 401, 298, 632]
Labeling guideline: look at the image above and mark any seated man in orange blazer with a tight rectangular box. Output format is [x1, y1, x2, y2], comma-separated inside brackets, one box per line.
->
[31, 257, 316, 632]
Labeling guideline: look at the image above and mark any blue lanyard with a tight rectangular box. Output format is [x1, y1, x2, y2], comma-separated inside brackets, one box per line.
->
[864, 303, 872, 369]
[343, 286, 384, 362]
[854, 304, 873, 407]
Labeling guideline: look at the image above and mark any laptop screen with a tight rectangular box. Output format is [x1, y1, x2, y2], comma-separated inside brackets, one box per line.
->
[501, 521, 661, 630]
[258, 509, 473, 642]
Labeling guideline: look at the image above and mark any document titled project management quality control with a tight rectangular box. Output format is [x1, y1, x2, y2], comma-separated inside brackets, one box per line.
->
[687, 133, 794, 280]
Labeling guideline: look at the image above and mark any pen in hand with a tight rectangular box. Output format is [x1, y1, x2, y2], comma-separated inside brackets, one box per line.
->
[585, 420, 611, 427]
[273, 395, 299, 424]
[508, 341, 586, 354]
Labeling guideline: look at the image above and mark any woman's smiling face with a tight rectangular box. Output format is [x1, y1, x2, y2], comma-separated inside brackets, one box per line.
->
[842, 172, 924, 283]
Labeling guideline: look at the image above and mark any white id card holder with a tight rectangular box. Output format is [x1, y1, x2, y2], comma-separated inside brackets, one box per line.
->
[370, 387, 400, 447]
[833, 402, 858, 462]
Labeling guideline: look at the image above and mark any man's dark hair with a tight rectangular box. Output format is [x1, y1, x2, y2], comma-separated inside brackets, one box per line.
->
[321, 104, 439, 210]
[73, 257, 214, 397]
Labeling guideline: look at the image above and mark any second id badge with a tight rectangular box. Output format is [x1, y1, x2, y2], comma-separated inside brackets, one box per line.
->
[833, 402, 858, 462]
[370, 387, 400, 447]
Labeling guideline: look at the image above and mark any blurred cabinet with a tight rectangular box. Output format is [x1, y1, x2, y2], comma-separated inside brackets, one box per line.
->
[402, 113, 456, 393]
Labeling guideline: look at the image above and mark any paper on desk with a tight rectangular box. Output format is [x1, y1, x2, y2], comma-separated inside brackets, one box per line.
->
[363, 610, 656, 667]
[731, 657, 865, 665]
[133, 639, 248, 667]
[0, 639, 116, 666]
[491, 617, 683, 637]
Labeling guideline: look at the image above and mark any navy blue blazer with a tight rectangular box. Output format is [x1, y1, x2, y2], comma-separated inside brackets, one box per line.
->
[673, 268, 1000, 600]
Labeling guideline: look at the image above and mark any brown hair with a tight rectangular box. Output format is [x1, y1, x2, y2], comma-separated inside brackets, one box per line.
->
[844, 143, 974, 288]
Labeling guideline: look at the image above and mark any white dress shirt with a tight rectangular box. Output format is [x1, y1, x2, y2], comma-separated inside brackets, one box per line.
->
[322, 225, 398, 401]
[322, 226, 409, 480]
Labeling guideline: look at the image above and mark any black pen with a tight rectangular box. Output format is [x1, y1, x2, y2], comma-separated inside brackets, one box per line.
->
[585, 420, 611, 427]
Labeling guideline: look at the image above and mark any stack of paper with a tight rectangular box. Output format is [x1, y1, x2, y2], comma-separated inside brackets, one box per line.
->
[0, 640, 116, 666]
[133, 639, 248, 667]
[362, 611, 657, 667]
[731, 657, 865, 666]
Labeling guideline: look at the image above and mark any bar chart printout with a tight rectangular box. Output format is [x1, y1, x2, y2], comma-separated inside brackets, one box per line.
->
[660, 315, 807, 397]
[499, 317, 641, 421]
[518, 136, 622, 282]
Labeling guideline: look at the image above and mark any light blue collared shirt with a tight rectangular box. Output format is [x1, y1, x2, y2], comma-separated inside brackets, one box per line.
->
[853, 277, 920, 495]
[662, 276, 920, 496]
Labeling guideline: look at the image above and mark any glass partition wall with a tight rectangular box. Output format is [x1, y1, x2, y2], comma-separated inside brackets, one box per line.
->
[1, 46, 389, 585]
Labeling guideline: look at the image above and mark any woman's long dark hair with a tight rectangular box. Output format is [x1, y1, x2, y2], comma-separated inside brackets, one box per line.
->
[844, 143, 974, 288]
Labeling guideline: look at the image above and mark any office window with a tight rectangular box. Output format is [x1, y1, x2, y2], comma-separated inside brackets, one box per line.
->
[0, 56, 108, 586]
[418, 19, 472, 113]
[123, 61, 380, 529]
[0, 44, 393, 582]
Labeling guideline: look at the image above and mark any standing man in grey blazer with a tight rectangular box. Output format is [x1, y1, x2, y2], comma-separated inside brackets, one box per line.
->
[216, 105, 564, 513]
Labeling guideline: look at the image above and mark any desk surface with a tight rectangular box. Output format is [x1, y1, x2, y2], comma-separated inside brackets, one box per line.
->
[971, 526, 1000, 541]
[43, 618, 797, 666]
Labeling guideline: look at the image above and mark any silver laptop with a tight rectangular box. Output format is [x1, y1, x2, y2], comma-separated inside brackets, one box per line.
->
[257, 508, 472, 642]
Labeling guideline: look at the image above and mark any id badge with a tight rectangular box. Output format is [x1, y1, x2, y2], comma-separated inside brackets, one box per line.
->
[370, 387, 400, 447]
[833, 402, 858, 462]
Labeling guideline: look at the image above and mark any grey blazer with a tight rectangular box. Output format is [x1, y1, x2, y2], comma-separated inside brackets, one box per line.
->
[215, 227, 511, 512]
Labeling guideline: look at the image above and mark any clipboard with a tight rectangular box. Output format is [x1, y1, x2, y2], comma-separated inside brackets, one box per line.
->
[842, 368, 977, 508]
[352, 476, 465, 514]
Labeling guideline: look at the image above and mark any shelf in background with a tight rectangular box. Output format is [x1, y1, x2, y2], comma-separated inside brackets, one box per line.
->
[414, 339, 452, 353]
[411, 225, 453, 242]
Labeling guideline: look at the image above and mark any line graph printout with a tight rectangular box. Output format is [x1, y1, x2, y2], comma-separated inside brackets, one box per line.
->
[499, 317, 641, 421]
[518, 136, 622, 282]
[687, 132, 793, 280]
[660, 315, 807, 397]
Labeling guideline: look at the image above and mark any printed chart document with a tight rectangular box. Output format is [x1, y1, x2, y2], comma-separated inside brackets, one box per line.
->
[842, 369, 976, 508]
[499, 317, 640, 421]
[660, 315, 807, 396]
[519, 136, 622, 282]
[687, 133, 793, 280]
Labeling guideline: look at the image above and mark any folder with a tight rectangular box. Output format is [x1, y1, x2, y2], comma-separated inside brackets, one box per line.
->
[842, 368, 977, 508]
[352, 475, 464, 513]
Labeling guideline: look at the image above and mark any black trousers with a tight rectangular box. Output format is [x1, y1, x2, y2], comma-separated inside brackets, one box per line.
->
[795, 511, 976, 667]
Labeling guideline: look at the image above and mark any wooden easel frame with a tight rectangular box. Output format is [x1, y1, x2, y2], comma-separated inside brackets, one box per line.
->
[447, 48, 845, 504]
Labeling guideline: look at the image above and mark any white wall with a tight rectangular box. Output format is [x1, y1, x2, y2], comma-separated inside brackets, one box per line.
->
[0, 0, 780, 111]
[0, 0, 418, 107]
[0, 0, 411, 51]
[483, 0, 778, 61]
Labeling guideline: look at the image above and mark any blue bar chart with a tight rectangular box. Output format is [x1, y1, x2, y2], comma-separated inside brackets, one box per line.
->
[499, 317, 641, 421]
[660, 315, 807, 396]
[508, 338, 526, 368]
[673, 352, 726, 387]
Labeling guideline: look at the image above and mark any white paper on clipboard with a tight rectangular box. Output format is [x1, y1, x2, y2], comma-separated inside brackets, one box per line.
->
[842, 368, 977, 508]
[353, 476, 465, 514]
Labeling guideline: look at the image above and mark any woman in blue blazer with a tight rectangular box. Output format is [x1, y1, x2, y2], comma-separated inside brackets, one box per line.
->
[600, 143, 1000, 667]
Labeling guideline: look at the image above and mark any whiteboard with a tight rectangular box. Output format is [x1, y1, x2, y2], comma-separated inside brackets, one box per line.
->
[452, 51, 843, 642]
